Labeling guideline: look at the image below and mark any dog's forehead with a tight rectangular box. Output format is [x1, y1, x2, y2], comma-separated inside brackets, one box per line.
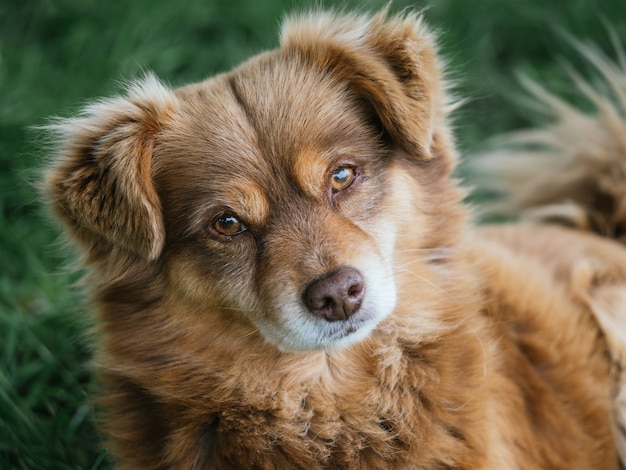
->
[168, 51, 373, 183]
[227, 52, 360, 156]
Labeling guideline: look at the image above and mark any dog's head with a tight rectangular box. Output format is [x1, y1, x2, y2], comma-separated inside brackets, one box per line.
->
[45, 11, 462, 352]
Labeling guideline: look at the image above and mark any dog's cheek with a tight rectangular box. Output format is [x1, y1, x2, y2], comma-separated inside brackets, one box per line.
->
[164, 242, 261, 316]
[341, 162, 428, 263]
[252, 235, 313, 328]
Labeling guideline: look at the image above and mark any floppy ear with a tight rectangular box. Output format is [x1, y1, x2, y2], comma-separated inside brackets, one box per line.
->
[280, 10, 446, 159]
[44, 74, 177, 260]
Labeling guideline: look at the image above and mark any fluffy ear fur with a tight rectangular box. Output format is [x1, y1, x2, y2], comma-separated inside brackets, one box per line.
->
[44, 74, 176, 260]
[280, 10, 445, 159]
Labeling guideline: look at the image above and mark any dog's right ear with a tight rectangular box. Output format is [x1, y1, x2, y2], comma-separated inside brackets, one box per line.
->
[44, 74, 177, 261]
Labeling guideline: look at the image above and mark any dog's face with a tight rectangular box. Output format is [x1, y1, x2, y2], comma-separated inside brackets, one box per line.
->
[157, 55, 403, 351]
[45, 11, 460, 352]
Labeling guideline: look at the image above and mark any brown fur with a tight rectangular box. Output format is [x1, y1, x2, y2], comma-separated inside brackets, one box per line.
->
[44, 10, 626, 469]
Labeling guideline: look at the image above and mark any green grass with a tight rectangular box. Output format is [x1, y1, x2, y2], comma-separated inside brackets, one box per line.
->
[1, 0, 625, 468]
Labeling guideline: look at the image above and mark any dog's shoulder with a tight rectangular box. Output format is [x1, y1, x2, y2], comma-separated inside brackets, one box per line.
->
[460, 224, 623, 466]
[467, 223, 625, 357]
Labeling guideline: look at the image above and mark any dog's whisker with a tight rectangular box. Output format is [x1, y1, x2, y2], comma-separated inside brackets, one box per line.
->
[234, 327, 261, 341]
[379, 247, 453, 265]
[218, 306, 274, 314]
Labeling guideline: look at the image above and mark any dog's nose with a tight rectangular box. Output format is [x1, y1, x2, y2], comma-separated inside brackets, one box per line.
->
[303, 267, 365, 322]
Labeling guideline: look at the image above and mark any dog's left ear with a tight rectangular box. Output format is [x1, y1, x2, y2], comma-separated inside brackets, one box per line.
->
[281, 10, 446, 159]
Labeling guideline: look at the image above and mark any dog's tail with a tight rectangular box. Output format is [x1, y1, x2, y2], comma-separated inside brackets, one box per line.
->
[473, 37, 626, 245]
[473, 37, 626, 466]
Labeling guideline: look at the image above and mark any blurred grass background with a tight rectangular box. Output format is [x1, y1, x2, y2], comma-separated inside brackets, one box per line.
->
[1, 0, 625, 468]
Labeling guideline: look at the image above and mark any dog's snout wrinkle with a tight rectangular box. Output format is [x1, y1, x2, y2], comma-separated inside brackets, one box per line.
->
[304, 267, 365, 322]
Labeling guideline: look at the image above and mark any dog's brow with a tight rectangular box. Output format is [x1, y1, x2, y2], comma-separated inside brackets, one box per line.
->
[291, 149, 329, 199]
[225, 180, 270, 226]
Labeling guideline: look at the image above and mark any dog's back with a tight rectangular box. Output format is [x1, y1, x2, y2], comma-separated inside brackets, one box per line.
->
[475, 40, 626, 464]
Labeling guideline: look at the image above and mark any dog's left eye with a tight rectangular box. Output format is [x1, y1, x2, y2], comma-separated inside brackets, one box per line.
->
[331, 166, 356, 193]
[212, 213, 247, 237]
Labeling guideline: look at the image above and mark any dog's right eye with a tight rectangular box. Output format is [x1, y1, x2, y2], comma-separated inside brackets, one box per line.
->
[212, 213, 247, 237]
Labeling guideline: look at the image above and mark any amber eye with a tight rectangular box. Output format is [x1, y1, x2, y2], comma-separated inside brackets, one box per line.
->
[331, 166, 356, 192]
[213, 213, 246, 237]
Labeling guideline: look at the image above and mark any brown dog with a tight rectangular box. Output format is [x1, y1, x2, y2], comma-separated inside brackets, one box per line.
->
[44, 10, 626, 469]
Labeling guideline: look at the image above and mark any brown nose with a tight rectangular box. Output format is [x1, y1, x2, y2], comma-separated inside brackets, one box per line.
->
[303, 267, 365, 322]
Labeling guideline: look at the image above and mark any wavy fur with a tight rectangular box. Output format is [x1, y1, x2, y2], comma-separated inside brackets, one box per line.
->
[44, 10, 626, 469]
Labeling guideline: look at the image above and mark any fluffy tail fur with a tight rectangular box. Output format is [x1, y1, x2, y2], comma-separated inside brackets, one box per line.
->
[474, 36, 626, 245]
[475, 36, 626, 466]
